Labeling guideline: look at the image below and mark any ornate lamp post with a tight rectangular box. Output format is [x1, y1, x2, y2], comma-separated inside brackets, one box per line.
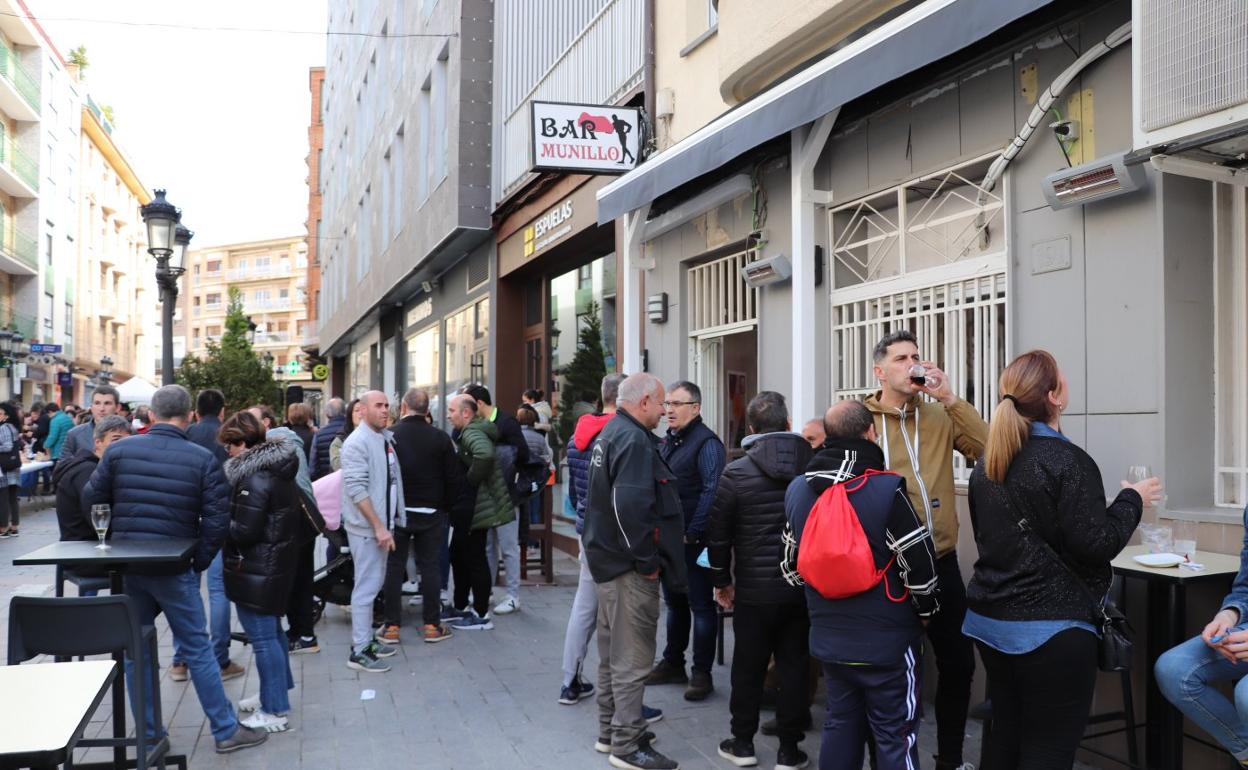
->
[98, 355, 114, 385]
[140, 190, 188, 385]
[246, 317, 258, 345]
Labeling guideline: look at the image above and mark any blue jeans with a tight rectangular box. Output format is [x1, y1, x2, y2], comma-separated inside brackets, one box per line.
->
[1156, 634, 1248, 760]
[234, 604, 294, 715]
[662, 543, 716, 674]
[123, 570, 239, 742]
[173, 550, 231, 668]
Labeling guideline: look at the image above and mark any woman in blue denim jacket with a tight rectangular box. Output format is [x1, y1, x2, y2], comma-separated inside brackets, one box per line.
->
[1157, 509, 1248, 766]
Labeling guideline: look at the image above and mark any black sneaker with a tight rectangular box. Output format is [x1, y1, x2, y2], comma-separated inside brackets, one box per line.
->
[684, 669, 713, 701]
[607, 740, 679, 770]
[595, 730, 657, 753]
[214, 724, 268, 753]
[776, 746, 809, 770]
[558, 678, 592, 705]
[717, 738, 758, 767]
[644, 659, 688, 686]
[288, 636, 320, 654]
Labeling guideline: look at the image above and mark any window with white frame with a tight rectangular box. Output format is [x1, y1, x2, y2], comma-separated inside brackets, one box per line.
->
[1215, 183, 1248, 508]
[828, 154, 1009, 479]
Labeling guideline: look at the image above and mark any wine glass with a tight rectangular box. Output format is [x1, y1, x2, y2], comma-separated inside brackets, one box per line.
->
[908, 364, 929, 388]
[90, 504, 111, 550]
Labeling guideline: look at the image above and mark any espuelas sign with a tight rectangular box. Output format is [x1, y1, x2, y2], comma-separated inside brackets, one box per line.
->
[530, 101, 641, 174]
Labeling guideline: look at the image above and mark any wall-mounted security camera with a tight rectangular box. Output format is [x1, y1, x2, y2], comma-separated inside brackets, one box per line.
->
[420, 279, 439, 293]
[1049, 119, 1079, 142]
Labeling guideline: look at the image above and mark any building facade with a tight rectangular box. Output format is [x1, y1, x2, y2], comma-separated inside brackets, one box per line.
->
[73, 94, 153, 404]
[179, 236, 314, 393]
[316, 0, 493, 417]
[303, 66, 323, 365]
[598, 1, 1248, 765]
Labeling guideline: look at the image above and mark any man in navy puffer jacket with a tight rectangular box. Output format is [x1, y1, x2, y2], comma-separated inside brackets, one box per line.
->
[84, 385, 266, 755]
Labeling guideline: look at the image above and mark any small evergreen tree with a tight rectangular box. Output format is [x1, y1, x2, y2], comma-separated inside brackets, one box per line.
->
[555, 304, 608, 446]
[176, 287, 282, 414]
[68, 46, 88, 74]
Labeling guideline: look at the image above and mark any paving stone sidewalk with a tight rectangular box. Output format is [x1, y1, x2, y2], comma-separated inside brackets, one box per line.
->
[0, 501, 1029, 769]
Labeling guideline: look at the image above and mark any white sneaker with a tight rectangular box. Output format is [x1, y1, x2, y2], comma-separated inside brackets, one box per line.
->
[401, 580, 420, 595]
[238, 693, 261, 713]
[240, 709, 289, 733]
[407, 594, 423, 606]
[492, 596, 520, 615]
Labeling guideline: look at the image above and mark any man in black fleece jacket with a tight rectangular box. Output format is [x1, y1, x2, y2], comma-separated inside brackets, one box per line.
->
[784, 400, 939, 770]
[55, 415, 134, 543]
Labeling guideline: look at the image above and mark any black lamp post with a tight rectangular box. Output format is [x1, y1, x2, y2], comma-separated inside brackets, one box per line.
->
[262, 351, 274, 371]
[140, 190, 185, 385]
[98, 355, 114, 385]
[246, 317, 258, 345]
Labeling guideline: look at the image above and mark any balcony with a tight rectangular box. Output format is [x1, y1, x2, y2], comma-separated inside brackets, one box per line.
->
[193, 302, 224, 317]
[0, 222, 36, 275]
[254, 331, 292, 346]
[97, 293, 117, 320]
[246, 298, 292, 312]
[0, 138, 37, 198]
[193, 271, 223, 286]
[228, 265, 279, 282]
[0, 41, 39, 121]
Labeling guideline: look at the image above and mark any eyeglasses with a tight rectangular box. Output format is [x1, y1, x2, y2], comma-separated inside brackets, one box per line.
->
[662, 400, 700, 408]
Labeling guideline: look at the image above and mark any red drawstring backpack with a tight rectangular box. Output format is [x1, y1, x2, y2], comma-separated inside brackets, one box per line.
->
[797, 469, 907, 601]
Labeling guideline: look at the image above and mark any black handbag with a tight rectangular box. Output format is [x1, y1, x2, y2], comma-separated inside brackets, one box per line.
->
[1001, 490, 1134, 672]
[0, 426, 22, 473]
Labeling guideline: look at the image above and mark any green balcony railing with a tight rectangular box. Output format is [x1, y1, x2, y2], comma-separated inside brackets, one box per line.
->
[0, 220, 38, 272]
[0, 139, 38, 193]
[0, 42, 40, 112]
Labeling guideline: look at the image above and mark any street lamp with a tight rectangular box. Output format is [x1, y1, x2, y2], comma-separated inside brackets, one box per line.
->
[98, 355, 114, 385]
[140, 189, 183, 385]
[174, 224, 193, 275]
[262, 351, 274, 370]
[246, 317, 258, 345]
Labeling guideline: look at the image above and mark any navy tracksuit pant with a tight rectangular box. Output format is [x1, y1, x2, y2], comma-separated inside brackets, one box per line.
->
[820, 641, 923, 770]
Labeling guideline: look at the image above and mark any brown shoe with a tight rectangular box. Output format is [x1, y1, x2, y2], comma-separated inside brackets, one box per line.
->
[376, 623, 401, 644]
[169, 663, 188, 682]
[684, 669, 714, 701]
[644, 659, 688, 686]
[220, 661, 245, 681]
[422, 623, 453, 643]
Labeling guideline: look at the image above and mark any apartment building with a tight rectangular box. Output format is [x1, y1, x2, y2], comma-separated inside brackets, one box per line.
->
[180, 235, 313, 390]
[73, 94, 153, 403]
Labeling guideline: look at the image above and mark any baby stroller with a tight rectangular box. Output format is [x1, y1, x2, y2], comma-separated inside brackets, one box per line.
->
[310, 528, 387, 625]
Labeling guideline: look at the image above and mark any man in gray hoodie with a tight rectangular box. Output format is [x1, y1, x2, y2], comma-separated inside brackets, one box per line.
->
[339, 390, 405, 673]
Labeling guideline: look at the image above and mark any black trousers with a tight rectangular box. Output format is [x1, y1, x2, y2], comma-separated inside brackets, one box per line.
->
[285, 538, 316, 639]
[730, 601, 810, 747]
[924, 552, 976, 767]
[449, 510, 491, 617]
[383, 512, 447, 627]
[976, 629, 1098, 770]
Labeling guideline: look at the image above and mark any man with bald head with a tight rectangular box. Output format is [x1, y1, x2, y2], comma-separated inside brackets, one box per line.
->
[801, 418, 826, 450]
[583, 373, 686, 770]
[340, 390, 404, 672]
[783, 399, 940, 769]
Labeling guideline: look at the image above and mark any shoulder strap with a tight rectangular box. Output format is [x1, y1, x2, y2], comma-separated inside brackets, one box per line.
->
[996, 484, 1109, 623]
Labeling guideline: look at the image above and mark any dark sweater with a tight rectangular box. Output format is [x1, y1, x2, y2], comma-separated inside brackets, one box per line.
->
[390, 415, 463, 513]
[54, 451, 99, 541]
[966, 436, 1143, 625]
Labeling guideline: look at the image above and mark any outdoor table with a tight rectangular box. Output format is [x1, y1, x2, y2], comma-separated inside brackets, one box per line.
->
[1111, 544, 1241, 769]
[12, 538, 197, 769]
[0, 660, 116, 769]
[17, 460, 52, 498]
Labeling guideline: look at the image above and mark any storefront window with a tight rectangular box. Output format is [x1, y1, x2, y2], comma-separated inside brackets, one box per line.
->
[406, 324, 440, 423]
[550, 253, 616, 400]
[352, 346, 370, 398]
[444, 297, 489, 398]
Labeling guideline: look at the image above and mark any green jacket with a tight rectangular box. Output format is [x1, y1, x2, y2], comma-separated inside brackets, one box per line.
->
[457, 417, 515, 530]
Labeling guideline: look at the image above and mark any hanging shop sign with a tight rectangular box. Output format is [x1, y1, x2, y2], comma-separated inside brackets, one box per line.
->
[530, 101, 641, 174]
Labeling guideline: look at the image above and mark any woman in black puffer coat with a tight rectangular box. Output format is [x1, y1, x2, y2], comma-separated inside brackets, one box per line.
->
[219, 410, 300, 733]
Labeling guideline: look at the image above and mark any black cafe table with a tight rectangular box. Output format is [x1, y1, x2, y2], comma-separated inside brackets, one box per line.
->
[13, 538, 197, 769]
[1111, 544, 1241, 769]
[0, 660, 117, 769]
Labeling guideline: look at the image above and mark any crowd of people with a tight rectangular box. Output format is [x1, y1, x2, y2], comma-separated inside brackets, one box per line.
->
[40, 327, 1248, 770]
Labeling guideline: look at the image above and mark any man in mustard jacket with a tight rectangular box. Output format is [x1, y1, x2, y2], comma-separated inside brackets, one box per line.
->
[866, 329, 987, 770]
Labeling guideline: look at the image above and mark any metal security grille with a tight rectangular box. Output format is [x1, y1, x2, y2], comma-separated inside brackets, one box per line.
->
[1215, 183, 1248, 507]
[1140, 0, 1248, 132]
[687, 249, 758, 336]
[829, 155, 1008, 481]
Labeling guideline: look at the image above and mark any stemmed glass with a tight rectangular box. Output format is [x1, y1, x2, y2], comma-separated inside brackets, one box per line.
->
[90, 504, 111, 550]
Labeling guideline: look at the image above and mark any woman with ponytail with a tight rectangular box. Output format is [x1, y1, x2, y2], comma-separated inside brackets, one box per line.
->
[963, 350, 1161, 769]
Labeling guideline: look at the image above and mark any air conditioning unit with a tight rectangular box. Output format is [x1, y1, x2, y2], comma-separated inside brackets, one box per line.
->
[1132, 0, 1248, 153]
[1042, 153, 1147, 210]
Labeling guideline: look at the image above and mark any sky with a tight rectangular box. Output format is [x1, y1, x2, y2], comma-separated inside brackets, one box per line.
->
[25, 0, 328, 249]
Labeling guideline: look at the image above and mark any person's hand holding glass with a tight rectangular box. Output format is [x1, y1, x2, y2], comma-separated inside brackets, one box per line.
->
[1123, 465, 1164, 509]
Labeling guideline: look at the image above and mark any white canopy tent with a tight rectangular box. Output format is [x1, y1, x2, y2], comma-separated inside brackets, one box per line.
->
[114, 376, 159, 405]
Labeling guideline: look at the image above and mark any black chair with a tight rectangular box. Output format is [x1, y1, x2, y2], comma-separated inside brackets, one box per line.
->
[54, 564, 111, 598]
[7, 595, 186, 770]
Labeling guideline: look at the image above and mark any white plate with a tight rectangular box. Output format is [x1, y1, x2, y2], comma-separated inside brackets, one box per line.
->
[1133, 553, 1185, 568]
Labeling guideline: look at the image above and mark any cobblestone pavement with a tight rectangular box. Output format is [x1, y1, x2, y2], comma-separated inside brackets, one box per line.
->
[0, 501, 1037, 770]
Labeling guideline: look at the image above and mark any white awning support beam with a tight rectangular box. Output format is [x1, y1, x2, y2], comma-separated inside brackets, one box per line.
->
[621, 202, 651, 375]
[790, 109, 838, 424]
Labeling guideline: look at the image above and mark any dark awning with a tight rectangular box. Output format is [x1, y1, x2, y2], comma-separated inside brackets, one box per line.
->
[597, 0, 1054, 223]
